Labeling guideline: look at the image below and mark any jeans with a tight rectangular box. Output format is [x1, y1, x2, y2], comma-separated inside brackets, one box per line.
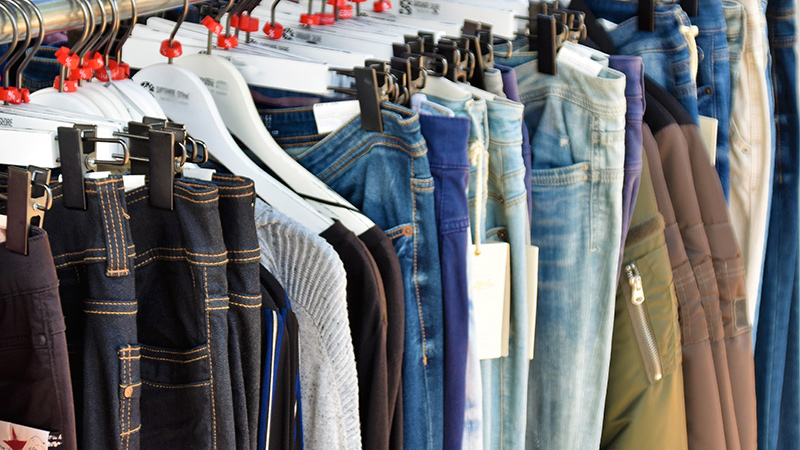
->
[42, 177, 140, 450]
[728, 0, 776, 327]
[420, 87, 486, 450]
[264, 103, 445, 450]
[724, 1, 747, 96]
[212, 173, 263, 450]
[496, 51, 626, 449]
[0, 227, 78, 450]
[496, 63, 534, 232]
[691, 0, 734, 200]
[608, 55, 645, 278]
[126, 181, 233, 449]
[417, 108, 472, 450]
[756, 0, 800, 447]
[582, 0, 700, 123]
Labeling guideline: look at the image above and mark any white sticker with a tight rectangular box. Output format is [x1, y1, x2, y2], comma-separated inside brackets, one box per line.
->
[182, 162, 217, 182]
[597, 18, 620, 31]
[312, 100, 361, 134]
[557, 45, 604, 77]
[123, 175, 146, 192]
[699, 115, 719, 165]
[85, 171, 111, 180]
[0, 214, 6, 245]
[0, 420, 56, 450]
[527, 245, 539, 360]
[470, 242, 511, 360]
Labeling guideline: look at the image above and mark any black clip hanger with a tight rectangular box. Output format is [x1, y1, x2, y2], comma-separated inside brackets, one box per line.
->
[391, 56, 427, 101]
[681, 0, 698, 16]
[57, 125, 130, 210]
[141, 118, 209, 165]
[435, 38, 472, 83]
[1, 165, 52, 255]
[537, 14, 558, 75]
[639, 0, 655, 31]
[329, 67, 391, 133]
[400, 37, 449, 76]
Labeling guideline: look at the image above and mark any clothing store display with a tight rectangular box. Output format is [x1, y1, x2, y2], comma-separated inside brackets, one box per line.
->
[4, 0, 800, 448]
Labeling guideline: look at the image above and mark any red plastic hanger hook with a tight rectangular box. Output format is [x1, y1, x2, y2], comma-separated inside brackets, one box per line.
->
[338, 5, 354, 18]
[52, 76, 78, 93]
[68, 65, 94, 81]
[299, 13, 320, 25]
[160, 39, 184, 58]
[263, 22, 284, 39]
[55, 47, 80, 70]
[217, 33, 240, 48]
[231, 13, 259, 31]
[316, 13, 335, 24]
[83, 51, 105, 71]
[202, 16, 225, 35]
[0, 87, 21, 104]
[374, 0, 391, 12]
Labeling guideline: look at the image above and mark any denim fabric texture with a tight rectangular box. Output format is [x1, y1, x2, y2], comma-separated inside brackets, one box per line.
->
[125, 180, 233, 449]
[212, 174, 263, 450]
[608, 55, 645, 278]
[496, 51, 626, 449]
[496, 63, 535, 229]
[417, 108, 472, 450]
[724, 0, 747, 93]
[582, 0, 700, 123]
[421, 88, 487, 449]
[0, 227, 78, 450]
[691, 0, 734, 200]
[260, 103, 445, 450]
[756, 0, 800, 447]
[42, 177, 140, 450]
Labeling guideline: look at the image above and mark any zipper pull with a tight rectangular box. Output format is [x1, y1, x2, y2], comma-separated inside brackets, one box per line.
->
[625, 264, 645, 305]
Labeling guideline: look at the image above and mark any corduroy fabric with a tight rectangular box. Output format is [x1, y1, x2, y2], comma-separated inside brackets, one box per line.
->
[254, 200, 362, 450]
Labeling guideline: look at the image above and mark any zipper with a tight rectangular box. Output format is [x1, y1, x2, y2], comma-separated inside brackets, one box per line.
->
[624, 263, 663, 383]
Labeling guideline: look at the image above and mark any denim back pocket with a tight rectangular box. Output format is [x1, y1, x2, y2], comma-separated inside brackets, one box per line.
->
[139, 344, 213, 448]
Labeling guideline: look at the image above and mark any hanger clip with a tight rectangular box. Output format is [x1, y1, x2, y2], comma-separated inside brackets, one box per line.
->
[2, 165, 52, 255]
[681, 0, 698, 16]
[639, 0, 656, 31]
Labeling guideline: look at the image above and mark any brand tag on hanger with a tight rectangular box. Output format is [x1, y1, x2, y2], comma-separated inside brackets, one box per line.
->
[183, 163, 217, 182]
[313, 101, 361, 134]
[527, 245, 539, 360]
[0, 214, 6, 245]
[0, 420, 59, 449]
[698, 115, 718, 164]
[470, 242, 511, 360]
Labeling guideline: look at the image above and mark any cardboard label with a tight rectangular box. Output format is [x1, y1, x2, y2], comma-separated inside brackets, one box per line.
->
[527, 245, 539, 360]
[313, 100, 361, 134]
[557, 44, 603, 77]
[182, 162, 217, 181]
[699, 115, 718, 165]
[0, 420, 58, 449]
[123, 175, 146, 192]
[470, 242, 511, 360]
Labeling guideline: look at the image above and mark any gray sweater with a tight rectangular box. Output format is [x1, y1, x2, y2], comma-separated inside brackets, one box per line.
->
[254, 199, 362, 450]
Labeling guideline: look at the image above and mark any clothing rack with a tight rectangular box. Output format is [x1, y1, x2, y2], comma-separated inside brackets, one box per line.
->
[0, 0, 205, 44]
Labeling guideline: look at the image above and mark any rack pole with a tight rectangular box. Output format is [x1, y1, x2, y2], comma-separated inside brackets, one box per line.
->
[0, 0, 205, 44]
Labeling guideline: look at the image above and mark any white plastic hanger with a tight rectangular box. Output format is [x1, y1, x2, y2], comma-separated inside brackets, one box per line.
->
[131, 8, 333, 234]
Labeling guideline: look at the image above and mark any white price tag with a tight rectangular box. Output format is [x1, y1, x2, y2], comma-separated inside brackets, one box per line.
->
[182, 162, 217, 182]
[470, 242, 511, 360]
[123, 175, 146, 192]
[699, 115, 719, 165]
[313, 100, 361, 134]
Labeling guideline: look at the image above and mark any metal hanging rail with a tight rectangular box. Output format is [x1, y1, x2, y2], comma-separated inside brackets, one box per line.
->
[0, 0, 205, 44]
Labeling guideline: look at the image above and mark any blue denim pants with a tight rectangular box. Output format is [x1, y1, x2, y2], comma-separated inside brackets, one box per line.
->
[41, 177, 140, 450]
[724, 0, 747, 93]
[608, 55, 645, 278]
[496, 52, 626, 449]
[126, 180, 234, 449]
[417, 105, 472, 450]
[262, 103, 445, 450]
[756, 0, 800, 447]
[582, 0, 700, 123]
[691, 0, 734, 200]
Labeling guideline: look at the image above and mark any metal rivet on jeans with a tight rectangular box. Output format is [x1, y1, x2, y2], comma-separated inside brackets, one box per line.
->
[402, 226, 413, 237]
[742, 147, 749, 154]
[35, 334, 46, 346]
[498, 230, 507, 240]
[124, 386, 134, 398]
[705, 87, 713, 95]
[498, 196, 504, 204]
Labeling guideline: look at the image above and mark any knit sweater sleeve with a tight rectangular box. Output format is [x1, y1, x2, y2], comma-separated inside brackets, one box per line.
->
[254, 199, 362, 450]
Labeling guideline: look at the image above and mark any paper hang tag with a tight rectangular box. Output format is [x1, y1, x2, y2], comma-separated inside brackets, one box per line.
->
[313, 100, 361, 134]
[0, 420, 60, 449]
[557, 44, 604, 78]
[123, 175, 147, 192]
[527, 245, 540, 360]
[698, 115, 718, 165]
[182, 162, 217, 182]
[0, 214, 7, 245]
[470, 242, 511, 360]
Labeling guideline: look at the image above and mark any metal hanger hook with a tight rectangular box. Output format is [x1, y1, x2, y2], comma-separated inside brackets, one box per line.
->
[15, 0, 44, 88]
[2, 0, 30, 89]
[0, 2, 20, 75]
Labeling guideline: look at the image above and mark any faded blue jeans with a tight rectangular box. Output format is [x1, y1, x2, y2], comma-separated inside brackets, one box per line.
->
[496, 51, 626, 449]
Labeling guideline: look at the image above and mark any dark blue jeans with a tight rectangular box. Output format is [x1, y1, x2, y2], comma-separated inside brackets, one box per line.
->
[43, 177, 140, 450]
[126, 180, 234, 449]
[756, 0, 800, 447]
[691, 0, 733, 201]
[260, 103, 445, 450]
[418, 112, 471, 450]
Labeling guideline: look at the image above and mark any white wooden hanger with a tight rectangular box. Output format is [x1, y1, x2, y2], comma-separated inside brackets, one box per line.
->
[132, 61, 333, 233]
